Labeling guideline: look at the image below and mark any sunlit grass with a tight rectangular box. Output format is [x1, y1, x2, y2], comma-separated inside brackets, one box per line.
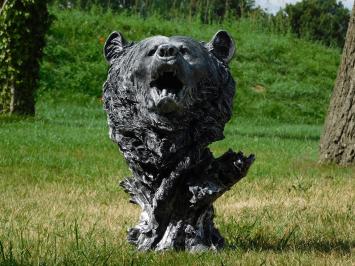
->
[0, 96, 353, 265]
[0, 5, 352, 265]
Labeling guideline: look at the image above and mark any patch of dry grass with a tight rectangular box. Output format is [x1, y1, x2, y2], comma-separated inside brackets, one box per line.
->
[0, 99, 354, 265]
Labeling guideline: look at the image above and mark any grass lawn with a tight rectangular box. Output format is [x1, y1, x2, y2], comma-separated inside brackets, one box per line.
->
[0, 4, 353, 265]
[0, 94, 353, 265]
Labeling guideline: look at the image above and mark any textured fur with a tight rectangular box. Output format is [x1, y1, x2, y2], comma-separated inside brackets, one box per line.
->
[103, 31, 254, 251]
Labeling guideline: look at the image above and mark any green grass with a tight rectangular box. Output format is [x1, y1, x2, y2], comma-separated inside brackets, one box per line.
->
[40, 7, 341, 124]
[1, 6, 354, 266]
[0, 95, 353, 265]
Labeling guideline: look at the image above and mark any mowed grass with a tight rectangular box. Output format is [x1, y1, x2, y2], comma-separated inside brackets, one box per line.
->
[0, 95, 354, 265]
[0, 6, 353, 266]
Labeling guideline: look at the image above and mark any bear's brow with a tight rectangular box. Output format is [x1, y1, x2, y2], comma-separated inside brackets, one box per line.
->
[142, 36, 200, 47]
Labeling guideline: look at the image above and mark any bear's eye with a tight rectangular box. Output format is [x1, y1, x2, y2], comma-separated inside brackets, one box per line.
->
[147, 47, 158, 56]
[179, 46, 189, 55]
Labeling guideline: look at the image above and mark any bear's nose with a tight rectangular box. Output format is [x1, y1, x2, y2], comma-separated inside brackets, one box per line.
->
[157, 44, 178, 59]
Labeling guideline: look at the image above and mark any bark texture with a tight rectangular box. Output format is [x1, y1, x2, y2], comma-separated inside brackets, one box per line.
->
[0, 0, 51, 115]
[319, 3, 355, 165]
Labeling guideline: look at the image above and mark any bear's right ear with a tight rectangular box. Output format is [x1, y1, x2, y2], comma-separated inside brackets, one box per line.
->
[206, 30, 235, 64]
[104, 31, 127, 63]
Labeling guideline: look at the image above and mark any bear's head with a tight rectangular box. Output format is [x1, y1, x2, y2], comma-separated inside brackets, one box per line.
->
[104, 30, 235, 117]
[103, 31, 236, 159]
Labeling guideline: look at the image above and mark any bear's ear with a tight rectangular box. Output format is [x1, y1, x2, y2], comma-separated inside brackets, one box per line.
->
[206, 30, 235, 64]
[104, 31, 128, 63]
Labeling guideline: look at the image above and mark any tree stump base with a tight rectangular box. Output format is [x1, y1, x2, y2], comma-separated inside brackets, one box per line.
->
[121, 149, 254, 251]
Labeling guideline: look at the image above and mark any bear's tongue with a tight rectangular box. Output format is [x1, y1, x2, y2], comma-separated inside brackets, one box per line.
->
[156, 97, 179, 114]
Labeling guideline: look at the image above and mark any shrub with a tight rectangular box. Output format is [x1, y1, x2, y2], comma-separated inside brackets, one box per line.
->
[51, 0, 256, 22]
[275, 0, 350, 47]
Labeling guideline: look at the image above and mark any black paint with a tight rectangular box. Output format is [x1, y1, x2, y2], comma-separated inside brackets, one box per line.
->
[103, 31, 254, 251]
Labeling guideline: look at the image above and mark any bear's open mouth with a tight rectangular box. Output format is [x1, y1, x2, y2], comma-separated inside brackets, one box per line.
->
[148, 67, 186, 114]
[150, 71, 183, 94]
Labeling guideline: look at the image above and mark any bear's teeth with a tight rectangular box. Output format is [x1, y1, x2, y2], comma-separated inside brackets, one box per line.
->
[161, 89, 167, 97]
[148, 100, 155, 109]
[150, 87, 160, 101]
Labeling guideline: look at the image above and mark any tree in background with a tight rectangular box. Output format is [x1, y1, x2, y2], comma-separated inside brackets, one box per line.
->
[278, 0, 350, 47]
[0, 0, 52, 115]
[319, 3, 355, 165]
[52, 0, 256, 22]
[199, 0, 255, 22]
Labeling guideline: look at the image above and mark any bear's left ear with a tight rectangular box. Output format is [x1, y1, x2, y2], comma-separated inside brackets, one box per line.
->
[206, 30, 235, 64]
[104, 31, 128, 63]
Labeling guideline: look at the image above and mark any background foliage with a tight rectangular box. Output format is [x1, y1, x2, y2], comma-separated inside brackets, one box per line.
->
[39, 7, 341, 124]
[0, 0, 52, 114]
[49, 0, 350, 47]
[275, 0, 350, 47]
[0, 0, 350, 116]
[51, 0, 257, 22]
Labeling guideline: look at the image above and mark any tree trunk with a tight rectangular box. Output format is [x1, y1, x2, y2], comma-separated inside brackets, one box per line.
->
[319, 3, 355, 165]
[0, 0, 51, 115]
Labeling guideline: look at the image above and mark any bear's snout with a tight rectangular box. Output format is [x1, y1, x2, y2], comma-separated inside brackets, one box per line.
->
[156, 44, 179, 60]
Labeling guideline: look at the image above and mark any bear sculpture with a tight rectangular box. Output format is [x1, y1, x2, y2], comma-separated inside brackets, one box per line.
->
[103, 30, 254, 251]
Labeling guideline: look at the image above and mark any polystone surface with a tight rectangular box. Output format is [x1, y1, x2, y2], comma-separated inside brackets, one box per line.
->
[103, 30, 254, 251]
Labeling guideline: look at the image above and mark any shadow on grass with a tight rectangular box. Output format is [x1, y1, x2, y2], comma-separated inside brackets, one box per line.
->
[234, 130, 321, 141]
[0, 115, 36, 124]
[226, 238, 354, 254]
[223, 220, 353, 254]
